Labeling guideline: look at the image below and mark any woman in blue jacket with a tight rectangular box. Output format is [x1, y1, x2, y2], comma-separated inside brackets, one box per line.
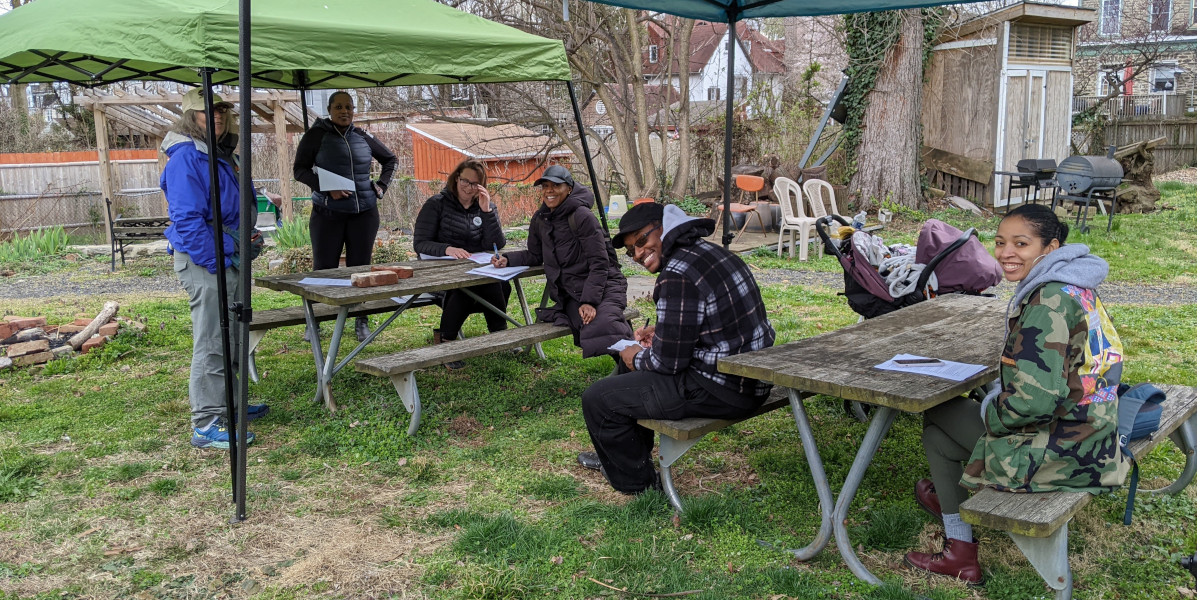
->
[160, 88, 267, 450]
[293, 91, 399, 341]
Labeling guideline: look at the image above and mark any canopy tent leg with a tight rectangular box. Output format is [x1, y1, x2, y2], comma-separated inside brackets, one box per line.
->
[720, 10, 737, 249]
[567, 80, 608, 233]
[232, 0, 253, 524]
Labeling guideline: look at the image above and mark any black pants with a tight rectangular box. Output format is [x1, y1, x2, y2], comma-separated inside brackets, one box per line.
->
[582, 370, 760, 493]
[310, 206, 380, 270]
[439, 281, 512, 338]
[922, 396, 985, 514]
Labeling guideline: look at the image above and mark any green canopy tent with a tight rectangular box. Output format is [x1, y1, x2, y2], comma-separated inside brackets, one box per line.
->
[0, 0, 602, 522]
[580, 0, 984, 248]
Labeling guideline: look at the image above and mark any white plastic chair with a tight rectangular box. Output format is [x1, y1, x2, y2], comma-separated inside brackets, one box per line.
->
[803, 178, 843, 257]
[772, 176, 817, 260]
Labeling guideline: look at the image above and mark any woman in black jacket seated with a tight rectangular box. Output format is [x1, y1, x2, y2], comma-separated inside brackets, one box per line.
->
[493, 165, 633, 364]
[413, 159, 510, 370]
[293, 91, 398, 341]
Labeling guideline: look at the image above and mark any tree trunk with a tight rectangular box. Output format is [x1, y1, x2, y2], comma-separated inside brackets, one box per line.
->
[669, 20, 695, 201]
[625, 9, 658, 199]
[849, 9, 925, 209]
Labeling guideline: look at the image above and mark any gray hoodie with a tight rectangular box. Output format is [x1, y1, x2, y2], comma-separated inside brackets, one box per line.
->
[1008, 242, 1108, 316]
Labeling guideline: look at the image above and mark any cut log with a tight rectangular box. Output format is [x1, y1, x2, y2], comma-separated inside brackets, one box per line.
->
[69, 301, 119, 350]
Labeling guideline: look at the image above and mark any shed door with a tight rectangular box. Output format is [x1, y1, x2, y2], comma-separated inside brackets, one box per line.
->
[1001, 69, 1047, 176]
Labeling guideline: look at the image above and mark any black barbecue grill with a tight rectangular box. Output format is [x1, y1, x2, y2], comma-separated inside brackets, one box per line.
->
[995, 158, 1058, 212]
[1052, 146, 1124, 233]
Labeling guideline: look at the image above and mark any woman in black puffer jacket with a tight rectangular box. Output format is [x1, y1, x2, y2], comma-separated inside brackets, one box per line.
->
[413, 159, 510, 369]
[293, 91, 398, 341]
[494, 166, 633, 361]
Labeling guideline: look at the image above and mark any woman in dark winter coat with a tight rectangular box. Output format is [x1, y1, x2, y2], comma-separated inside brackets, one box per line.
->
[413, 159, 510, 369]
[293, 90, 398, 341]
[493, 165, 633, 360]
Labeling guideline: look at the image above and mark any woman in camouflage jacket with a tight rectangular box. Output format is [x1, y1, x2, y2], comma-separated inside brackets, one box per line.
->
[904, 204, 1125, 584]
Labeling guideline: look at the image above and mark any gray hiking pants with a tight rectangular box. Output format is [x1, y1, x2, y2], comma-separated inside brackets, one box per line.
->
[922, 396, 985, 514]
[174, 252, 243, 428]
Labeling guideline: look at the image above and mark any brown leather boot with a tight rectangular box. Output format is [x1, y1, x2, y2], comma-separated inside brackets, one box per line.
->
[915, 478, 942, 518]
[904, 537, 983, 585]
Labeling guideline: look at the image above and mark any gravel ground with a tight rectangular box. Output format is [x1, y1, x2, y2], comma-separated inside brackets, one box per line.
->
[2, 252, 1193, 307]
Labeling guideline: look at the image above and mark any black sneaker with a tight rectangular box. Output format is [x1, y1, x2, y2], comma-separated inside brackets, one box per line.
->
[355, 317, 370, 342]
[444, 359, 465, 370]
[577, 451, 602, 471]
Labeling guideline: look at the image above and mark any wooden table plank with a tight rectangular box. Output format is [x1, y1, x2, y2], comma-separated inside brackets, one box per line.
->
[255, 260, 544, 306]
[719, 294, 1007, 413]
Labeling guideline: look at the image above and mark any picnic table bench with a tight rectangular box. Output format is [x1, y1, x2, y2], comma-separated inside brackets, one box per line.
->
[246, 295, 438, 383]
[639, 388, 813, 512]
[960, 384, 1196, 599]
[356, 308, 639, 435]
[106, 198, 169, 271]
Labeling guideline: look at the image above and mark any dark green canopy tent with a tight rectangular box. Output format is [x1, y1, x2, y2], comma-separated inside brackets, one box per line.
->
[0, 0, 599, 523]
[582, 0, 985, 247]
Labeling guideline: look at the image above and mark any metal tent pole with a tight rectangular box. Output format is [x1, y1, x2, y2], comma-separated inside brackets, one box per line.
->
[231, 0, 253, 523]
[721, 11, 737, 249]
[198, 68, 239, 504]
[566, 80, 608, 232]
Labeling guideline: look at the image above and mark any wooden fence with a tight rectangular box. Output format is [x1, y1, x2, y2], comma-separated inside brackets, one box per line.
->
[0, 159, 164, 236]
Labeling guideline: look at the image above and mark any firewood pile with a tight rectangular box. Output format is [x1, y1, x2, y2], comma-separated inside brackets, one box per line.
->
[0, 301, 145, 370]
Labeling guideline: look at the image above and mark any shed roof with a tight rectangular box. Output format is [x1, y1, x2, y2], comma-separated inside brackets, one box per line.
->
[406, 122, 570, 160]
[939, 1, 1095, 43]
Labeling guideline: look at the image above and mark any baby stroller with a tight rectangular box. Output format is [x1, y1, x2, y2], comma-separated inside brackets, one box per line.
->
[816, 215, 1002, 420]
[816, 215, 1002, 320]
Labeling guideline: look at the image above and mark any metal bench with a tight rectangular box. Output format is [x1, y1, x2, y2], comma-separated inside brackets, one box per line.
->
[355, 308, 639, 435]
[105, 198, 169, 271]
[960, 384, 1197, 599]
[639, 388, 813, 512]
[246, 295, 438, 383]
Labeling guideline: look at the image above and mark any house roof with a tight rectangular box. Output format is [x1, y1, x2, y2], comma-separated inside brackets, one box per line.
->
[644, 20, 785, 76]
[580, 83, 681, 128]
[405, 122, 570, 160]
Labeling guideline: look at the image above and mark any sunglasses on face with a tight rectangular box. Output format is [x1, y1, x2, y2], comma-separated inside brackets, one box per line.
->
[625, 224, 660, 257]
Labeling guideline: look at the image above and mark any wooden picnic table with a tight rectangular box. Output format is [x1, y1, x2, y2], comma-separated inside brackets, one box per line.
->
[255, 259, 545, 412]
[718, 293, 1006, 585]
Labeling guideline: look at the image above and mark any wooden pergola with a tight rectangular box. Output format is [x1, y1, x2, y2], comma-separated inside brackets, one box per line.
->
[71, 88, 308, 241]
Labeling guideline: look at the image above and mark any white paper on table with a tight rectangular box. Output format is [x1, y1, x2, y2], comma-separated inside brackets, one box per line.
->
[466, 265, 529, 281]
[608, 339, 642, 352]
[874, 353, 987, 382]
[418, 253, 457, 260]
[467, 252, 497, 265]
[297, 277, 352, 287]
[314, 166, 356, 192]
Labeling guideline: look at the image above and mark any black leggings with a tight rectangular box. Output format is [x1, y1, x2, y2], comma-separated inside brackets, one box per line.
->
[439, 281, 512, 339]
[310, 206, 380, 270]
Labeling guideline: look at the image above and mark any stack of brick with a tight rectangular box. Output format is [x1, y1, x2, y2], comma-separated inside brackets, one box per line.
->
[0, 310, 133, 370]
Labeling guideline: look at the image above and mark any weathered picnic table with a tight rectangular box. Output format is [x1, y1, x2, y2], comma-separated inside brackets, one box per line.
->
[255, 259, 545, 412]
[718, 293, 1006, 585]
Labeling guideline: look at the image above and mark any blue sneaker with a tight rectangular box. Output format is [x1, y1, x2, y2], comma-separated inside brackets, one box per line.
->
[247, 404, 269, 422]
[191, 418, 255, 449]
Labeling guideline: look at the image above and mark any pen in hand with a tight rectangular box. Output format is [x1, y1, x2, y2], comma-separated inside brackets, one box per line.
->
[493, 243, 501, 261]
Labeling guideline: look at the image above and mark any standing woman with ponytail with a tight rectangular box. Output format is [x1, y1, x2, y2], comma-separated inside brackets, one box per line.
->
[294, 90, 399, 341]
[903, 204, 1125, 585]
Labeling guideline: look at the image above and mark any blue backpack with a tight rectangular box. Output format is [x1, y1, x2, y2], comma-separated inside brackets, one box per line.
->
[1117, 382, 1166, 524]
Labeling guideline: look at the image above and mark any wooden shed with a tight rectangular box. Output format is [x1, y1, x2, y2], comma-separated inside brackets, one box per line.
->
[921, 2, 1094, 207]
[406, 122, 571, 184]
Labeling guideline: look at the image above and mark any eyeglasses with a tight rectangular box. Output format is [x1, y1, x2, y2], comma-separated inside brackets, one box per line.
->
[625, 224, 660, 257]
[458, 178, 481, 187]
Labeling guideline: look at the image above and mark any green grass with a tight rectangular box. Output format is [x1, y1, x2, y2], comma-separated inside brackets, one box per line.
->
[0, 182, 1193, 599]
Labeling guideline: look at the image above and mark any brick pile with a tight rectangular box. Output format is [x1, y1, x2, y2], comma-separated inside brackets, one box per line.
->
[0, 308, 143, 370]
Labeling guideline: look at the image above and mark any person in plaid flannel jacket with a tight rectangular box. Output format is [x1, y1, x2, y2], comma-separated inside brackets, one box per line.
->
[576, 203, 775, 494]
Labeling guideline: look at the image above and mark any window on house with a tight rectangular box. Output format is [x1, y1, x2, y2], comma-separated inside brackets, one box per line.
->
[707, 87, 721, 101]
[1008, 24, 1074, 65]
[648, 45, 658, 64]
[1100, 0, 1122, 35]
[1151, 63, 1179, 93]
[1098, 66, 1126, 96]
[1191, 0, 1197, 26]
[1150, 0, 1171, 31]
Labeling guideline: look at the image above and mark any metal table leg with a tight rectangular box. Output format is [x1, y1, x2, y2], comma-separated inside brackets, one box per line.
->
[461, 278, 545, 360]
[831, 406, 900, 585]
[305, 300, 347, 413]
[784, 389, 835, 560]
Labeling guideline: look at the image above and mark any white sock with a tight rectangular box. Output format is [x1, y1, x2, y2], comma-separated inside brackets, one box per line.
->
[942, 513, 973, 543]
